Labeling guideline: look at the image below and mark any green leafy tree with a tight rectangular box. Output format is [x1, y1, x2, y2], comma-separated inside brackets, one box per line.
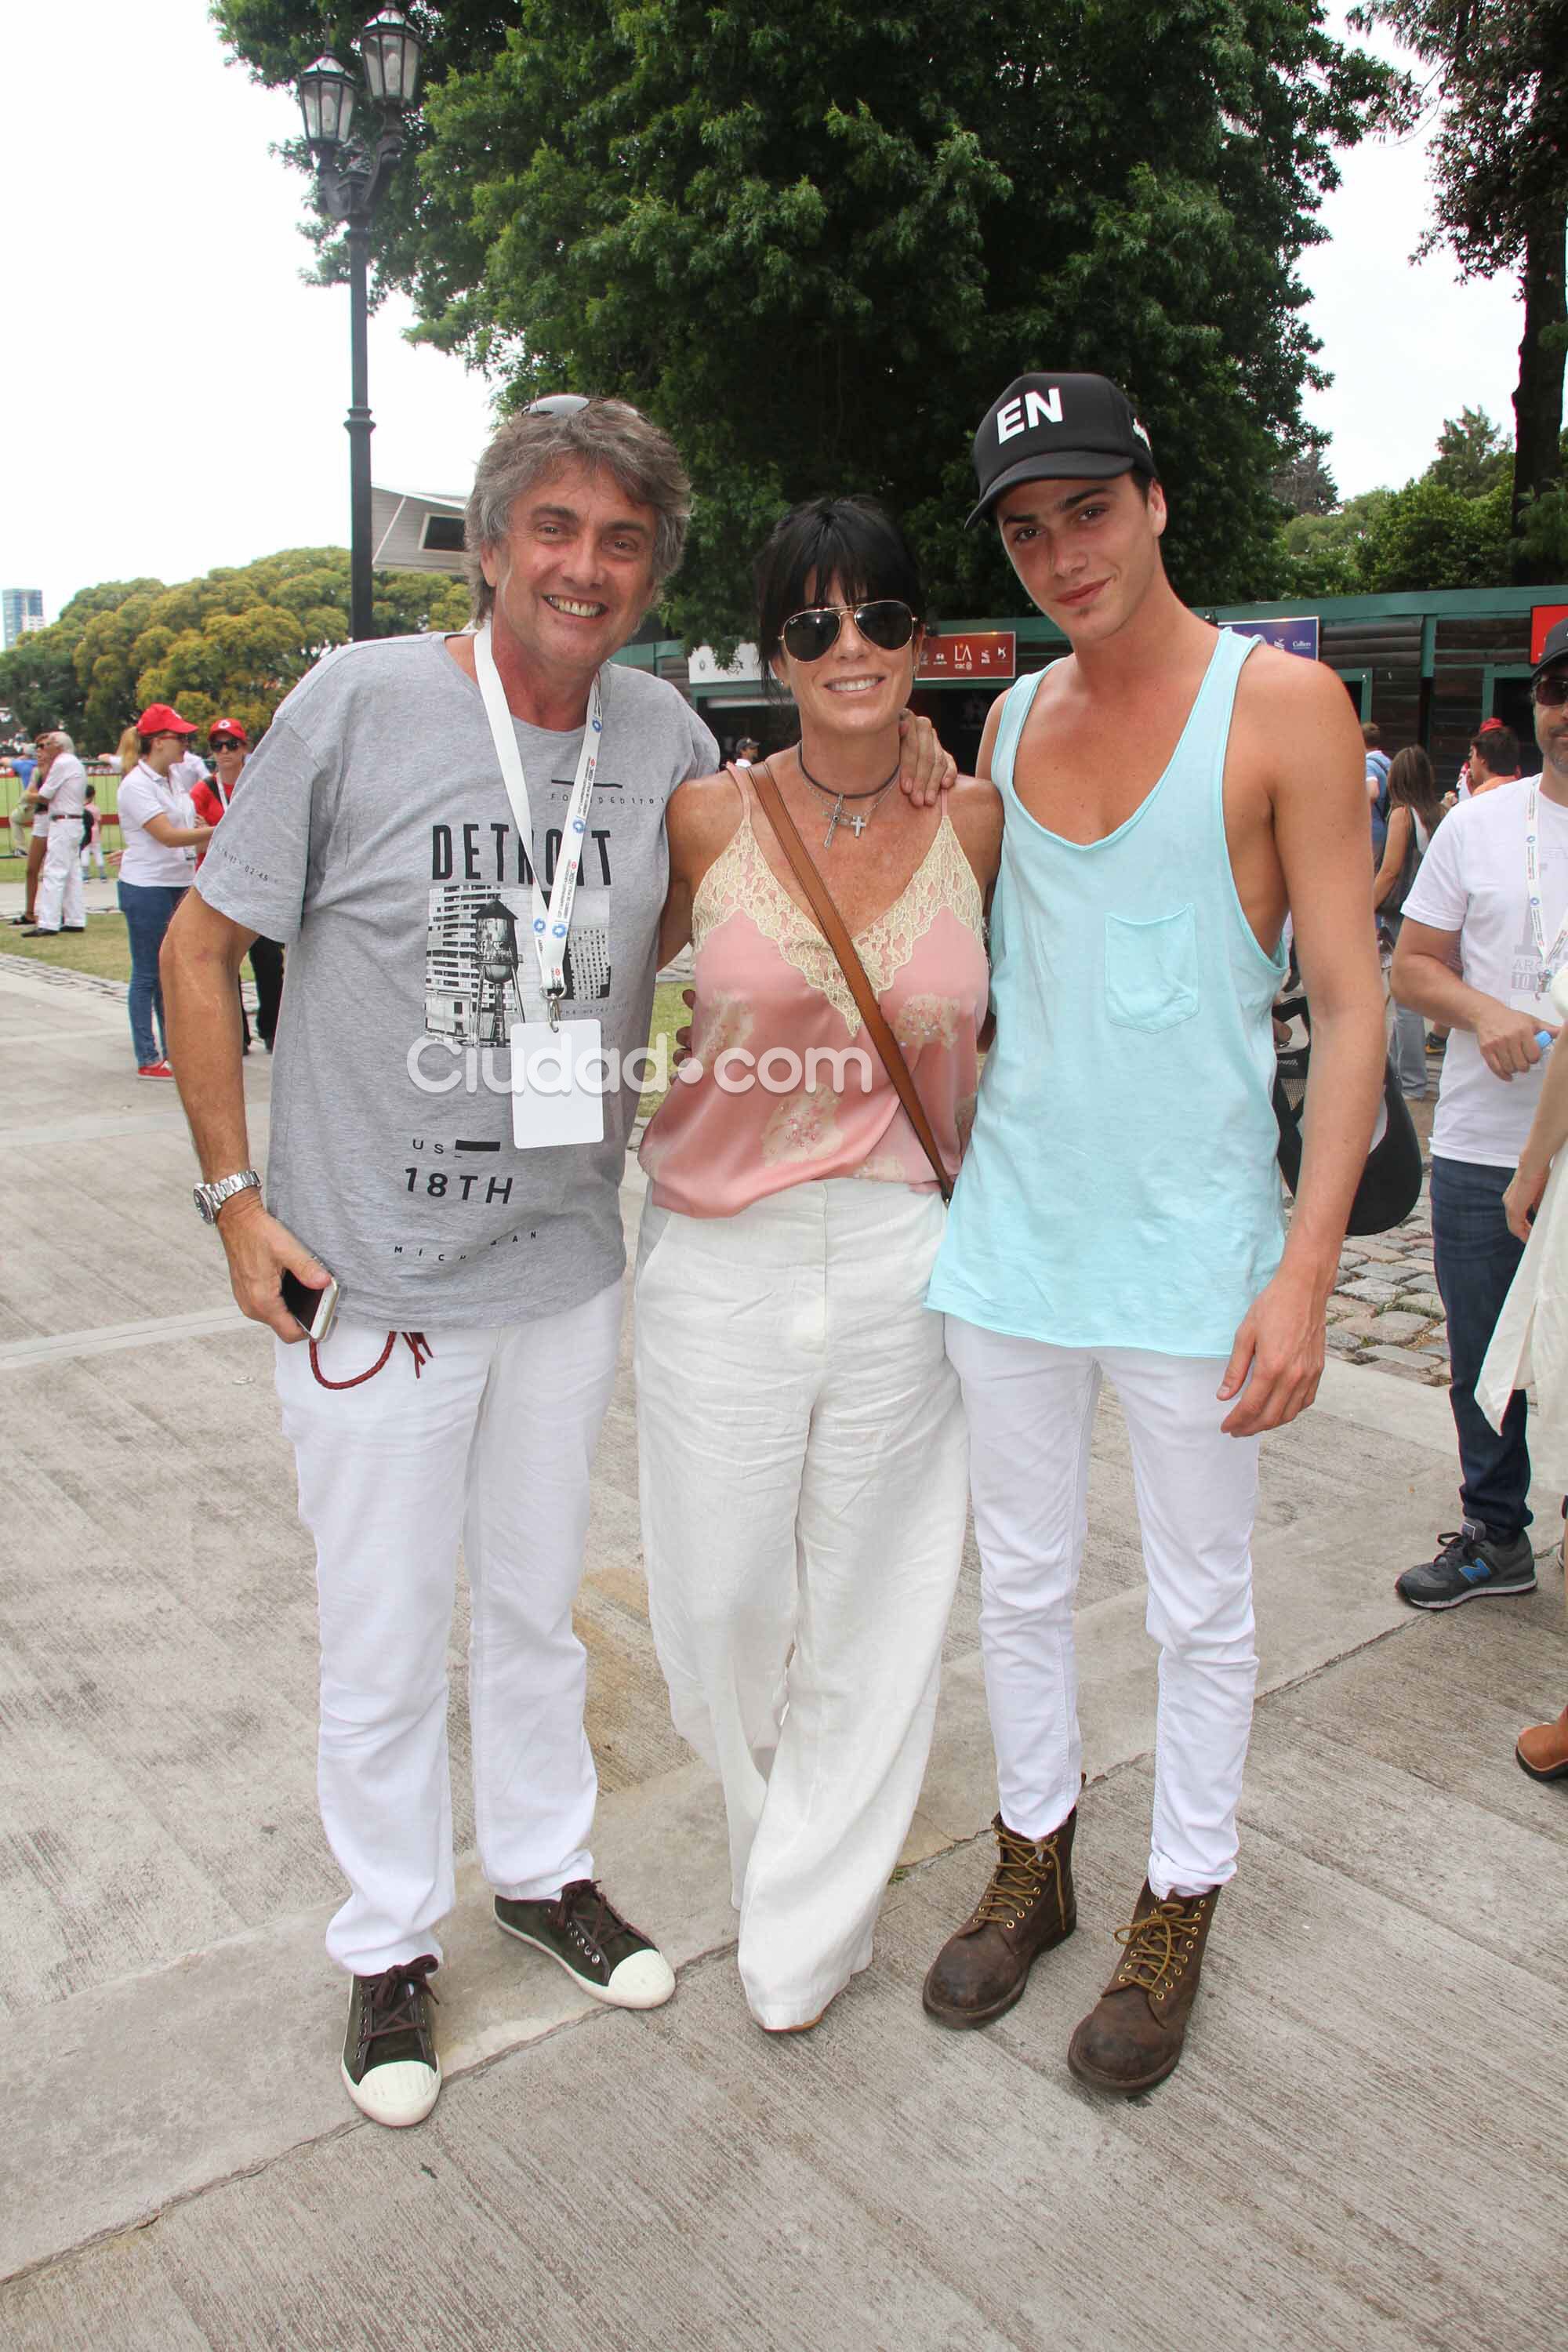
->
[216, 0, 1394, 639]
[1272, 448, 1341, 516]
[1352, 471, 1513, 587]
[2, 552, 469, 750]
[1430, 403, 1512, 496]
[0, 580, 165, 740]
[1276, 488, 1393, 595]
[1356, 0, 1568, 583]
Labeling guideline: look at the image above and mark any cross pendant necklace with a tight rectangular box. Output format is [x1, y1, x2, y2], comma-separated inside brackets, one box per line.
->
[800, 752, 901, 850]
[824, 795, 880, 848]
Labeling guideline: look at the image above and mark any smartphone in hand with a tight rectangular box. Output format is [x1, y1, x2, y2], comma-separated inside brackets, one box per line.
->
[281, 1269, 340, 1343]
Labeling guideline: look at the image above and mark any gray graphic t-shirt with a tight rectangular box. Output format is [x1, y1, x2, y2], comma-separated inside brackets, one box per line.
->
[198, 631, 717, 1327]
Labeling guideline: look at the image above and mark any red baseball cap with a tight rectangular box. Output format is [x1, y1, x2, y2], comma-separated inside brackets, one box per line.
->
[1478, 716, 1506, 733]
[136, 703, 197, 735]
[208, 717, 249, 746]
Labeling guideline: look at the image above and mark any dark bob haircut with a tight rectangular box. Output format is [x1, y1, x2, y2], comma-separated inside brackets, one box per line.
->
[753, 495, 925, 675]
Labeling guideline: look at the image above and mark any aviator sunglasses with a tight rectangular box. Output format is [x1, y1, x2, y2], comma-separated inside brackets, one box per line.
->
[1535, 670, 1568, 709]
[781, 598, 917, 663]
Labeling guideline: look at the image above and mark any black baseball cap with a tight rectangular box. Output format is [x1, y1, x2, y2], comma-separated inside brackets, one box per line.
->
[1534, 615, 1568, 681]
[967, 372, 1156, 528]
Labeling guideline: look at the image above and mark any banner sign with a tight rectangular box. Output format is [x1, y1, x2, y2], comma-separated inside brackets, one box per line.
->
[688, 641, 763, 687]
[1532, 605, 1568, 663]
[1221, 615, 1320, 662]
[917, 631, 1016, 682]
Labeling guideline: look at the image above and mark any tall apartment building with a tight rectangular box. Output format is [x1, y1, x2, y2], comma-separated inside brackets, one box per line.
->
[2, 589, 45, 650]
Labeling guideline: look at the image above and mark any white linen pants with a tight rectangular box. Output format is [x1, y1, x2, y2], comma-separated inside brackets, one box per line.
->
[945, 1320, 1261, 1900]
[635, 1181, 968, 2030]
[34, 823, 85, 931]
[274, 1283, 622, 1976]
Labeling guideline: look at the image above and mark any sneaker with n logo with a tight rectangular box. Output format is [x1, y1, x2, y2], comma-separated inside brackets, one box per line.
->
[1396, 1523, 1537, 1611]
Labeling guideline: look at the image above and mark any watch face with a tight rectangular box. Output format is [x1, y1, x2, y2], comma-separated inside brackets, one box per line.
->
[194, 1185, 216, 1223]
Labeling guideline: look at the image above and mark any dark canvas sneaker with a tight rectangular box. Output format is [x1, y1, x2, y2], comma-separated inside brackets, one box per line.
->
[495, 1878, 675, 2009]
[1396, 1523, 1537, 1611]
[341, 1955, 441, 2127]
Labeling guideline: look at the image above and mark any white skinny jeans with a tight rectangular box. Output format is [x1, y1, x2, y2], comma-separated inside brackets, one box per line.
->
[945, 1321, 1261, 1900]
[275, 1283, 622, 1976]
[635, 1181, 968, 2030]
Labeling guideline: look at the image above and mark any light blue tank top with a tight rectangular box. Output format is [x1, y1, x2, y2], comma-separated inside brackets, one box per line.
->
[929, 628, 1287, 1358]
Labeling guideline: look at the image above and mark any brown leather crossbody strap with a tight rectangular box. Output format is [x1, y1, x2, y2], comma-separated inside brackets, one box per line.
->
[742, 759, 953, 1203]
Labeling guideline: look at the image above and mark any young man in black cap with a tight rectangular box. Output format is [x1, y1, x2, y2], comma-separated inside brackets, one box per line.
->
[922, 372, 1385, 2092]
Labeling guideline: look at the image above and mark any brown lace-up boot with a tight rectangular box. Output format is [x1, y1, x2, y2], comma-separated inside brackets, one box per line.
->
[1067, 1879, 1220, 2095]
[922, 1808, 1077, 2027]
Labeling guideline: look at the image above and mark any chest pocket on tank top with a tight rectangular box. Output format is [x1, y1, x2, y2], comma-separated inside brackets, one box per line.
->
[1103, 906, 1201, 1033]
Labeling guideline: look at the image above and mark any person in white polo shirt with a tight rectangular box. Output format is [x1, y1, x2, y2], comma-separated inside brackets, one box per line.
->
[20, 730, 89, 936]
[115, 703, 212, 1077]
[1389, 620, 1568, 1608]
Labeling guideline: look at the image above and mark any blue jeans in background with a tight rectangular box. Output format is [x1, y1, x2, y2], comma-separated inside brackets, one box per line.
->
[118, 880, 187, 1067]
[1430, 1154, 1531, 1538]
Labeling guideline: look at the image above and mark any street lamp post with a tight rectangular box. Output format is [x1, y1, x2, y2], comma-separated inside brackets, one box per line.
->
[296, 16, 424, 643]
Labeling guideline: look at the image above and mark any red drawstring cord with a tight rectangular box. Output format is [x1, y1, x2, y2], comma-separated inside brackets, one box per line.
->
[308, 1330, 431, 1390]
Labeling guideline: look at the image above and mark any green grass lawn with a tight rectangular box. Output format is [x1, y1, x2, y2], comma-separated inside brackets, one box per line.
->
[8, 912, 691, 1124]
[3, 908, 132, 982]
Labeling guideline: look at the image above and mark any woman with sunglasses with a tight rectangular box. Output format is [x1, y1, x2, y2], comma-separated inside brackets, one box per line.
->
[634, 496, 1001, 2032]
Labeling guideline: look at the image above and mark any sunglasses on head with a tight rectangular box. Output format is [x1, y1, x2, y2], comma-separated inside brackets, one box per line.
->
[781, 599, 916, 664]
[1535, 670, 1568, 709]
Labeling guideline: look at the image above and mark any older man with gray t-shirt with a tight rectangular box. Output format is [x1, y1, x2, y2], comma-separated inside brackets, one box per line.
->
[162, 401, 717, 2129]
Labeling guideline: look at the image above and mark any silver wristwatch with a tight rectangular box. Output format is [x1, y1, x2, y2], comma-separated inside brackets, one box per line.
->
[193, 1169, 262, 1225]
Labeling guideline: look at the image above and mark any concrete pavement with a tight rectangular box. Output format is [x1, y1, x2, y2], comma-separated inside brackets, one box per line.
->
[2, 951, 1566, 2347]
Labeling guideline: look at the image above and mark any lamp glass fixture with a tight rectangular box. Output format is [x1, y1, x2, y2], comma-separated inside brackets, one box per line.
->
[298, 54, 357, 148]
[359, 13, 423, 107]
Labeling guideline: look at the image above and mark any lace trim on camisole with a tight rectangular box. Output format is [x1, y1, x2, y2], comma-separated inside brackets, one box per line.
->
[691, 805, 983, 1037]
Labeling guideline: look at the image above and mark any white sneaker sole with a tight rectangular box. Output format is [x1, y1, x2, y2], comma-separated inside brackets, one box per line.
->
[340, 2056, 441, 2127]
[1399, 1575, 1537, 1611]
[495, 1915, 676, 2009]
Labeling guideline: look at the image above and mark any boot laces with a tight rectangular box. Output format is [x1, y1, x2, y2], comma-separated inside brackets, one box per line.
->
[971, 1824, 1062, 1928]
[1113, 1900, 1199, 1992]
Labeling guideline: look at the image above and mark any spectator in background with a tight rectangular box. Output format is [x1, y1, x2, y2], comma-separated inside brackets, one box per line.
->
[191, 719, 285, 1052]
[21, 729, 89, 936]
[732, 735, 760, 767]
[81, 785, 107, 879]
[1388, 633, 1568, 1610]
[1364, 720, 1392, 866]
[1374, 746, 1446, 1100]
[117, 704, 212, 1078]
[10, 738, 53, 925]
[1467, 723, 1523, 798]
[5, 749, 38, 895]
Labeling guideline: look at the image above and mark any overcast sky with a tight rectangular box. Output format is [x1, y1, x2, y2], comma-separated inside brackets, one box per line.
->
[2, 1, 1524, 622]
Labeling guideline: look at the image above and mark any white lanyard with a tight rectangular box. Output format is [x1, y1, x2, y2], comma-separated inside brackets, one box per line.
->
[473, 621, 603, 1026]
[1525, 782, 1568, 992]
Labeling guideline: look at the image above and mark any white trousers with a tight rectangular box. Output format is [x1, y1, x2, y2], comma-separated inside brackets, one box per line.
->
[34, 825, 85, 931]
[945, 1320, 1261, 1900]
[275, 1283, 622, 1976]
[635, 1181, 969, 2030]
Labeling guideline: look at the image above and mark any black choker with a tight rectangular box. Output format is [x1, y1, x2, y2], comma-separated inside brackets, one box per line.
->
[798, 753, 901, 800]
